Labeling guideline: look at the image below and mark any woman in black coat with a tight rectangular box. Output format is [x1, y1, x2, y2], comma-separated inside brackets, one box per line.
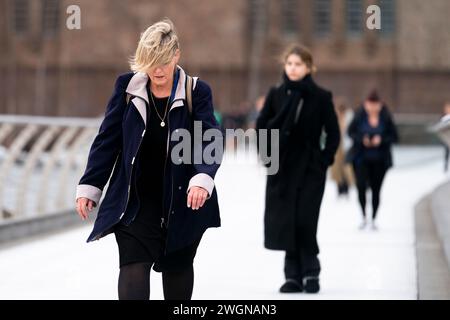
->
[347, 91, 398, 230]
[256, 44, 340, 294]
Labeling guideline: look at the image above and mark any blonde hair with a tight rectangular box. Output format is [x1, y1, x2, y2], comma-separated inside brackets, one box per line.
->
[129, 18, 180, 72]
[280, 43, 317, 73]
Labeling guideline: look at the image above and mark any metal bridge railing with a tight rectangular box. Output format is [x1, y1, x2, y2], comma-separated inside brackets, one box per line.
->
[0, 115, 101, 222]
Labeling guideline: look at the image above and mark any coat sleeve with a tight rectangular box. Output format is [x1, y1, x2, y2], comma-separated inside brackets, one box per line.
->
[186, 80, 222, 200]
[321, 91, 341, 166]
[75, 75, 128, 206]
[381, 107, 399, 146]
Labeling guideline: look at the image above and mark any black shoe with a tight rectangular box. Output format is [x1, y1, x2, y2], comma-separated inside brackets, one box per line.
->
[303, 277, 320, 293]
[279, 279, 303, 293]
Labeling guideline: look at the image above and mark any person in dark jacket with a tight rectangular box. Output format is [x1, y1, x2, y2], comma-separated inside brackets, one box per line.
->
[347, 90, 399, 230]
[75, 19, 222, 300]
[256, 44, 340, 294]
[440, 102, 450, 172]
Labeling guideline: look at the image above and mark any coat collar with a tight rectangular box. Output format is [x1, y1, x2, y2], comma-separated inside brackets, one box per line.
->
[125, 65, 187, 126]
[125, 65, 187, 108]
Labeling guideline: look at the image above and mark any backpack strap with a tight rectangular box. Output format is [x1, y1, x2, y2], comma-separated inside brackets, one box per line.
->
[126, 93, 132, 105]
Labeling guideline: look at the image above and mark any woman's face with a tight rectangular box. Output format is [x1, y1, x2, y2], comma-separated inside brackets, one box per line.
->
[444, 103, 450, 115]
[284, 54, 311, 81]
[148, 50, 180, 87]
[364, 100, 382, 115]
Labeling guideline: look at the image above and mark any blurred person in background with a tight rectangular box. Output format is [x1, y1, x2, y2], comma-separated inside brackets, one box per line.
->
[247, 95, 266, 129]
[75, 19, 221, 300]
[439, 101, 450, 172]
[256, 44, 340, 294]
[330, 97, 355, 197]
[246, 95, 266, 149]
[223, 105, 250, 151]
[347, 90, 398, 230]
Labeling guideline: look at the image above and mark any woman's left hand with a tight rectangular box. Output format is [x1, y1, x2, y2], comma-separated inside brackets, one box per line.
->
[187, 186, 209, 210]
[372, 134, 382, 147]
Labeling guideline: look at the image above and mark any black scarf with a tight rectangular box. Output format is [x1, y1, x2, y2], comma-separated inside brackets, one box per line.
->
[271, 73, 315, 196]
[282, 72, 314, 94]
[268, 72, 314, 136]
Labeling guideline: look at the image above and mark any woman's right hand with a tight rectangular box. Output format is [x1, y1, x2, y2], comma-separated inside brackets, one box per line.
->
[363, 135, 372, 148]
[76, 197, 96, 220]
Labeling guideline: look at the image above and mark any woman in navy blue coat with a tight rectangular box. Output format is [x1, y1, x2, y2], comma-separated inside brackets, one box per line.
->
[347, 91, 398, 230]
[75, 19, 222, 300]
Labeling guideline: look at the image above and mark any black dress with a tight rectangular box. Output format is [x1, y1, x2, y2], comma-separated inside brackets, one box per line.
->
[114, 82, 201, 273]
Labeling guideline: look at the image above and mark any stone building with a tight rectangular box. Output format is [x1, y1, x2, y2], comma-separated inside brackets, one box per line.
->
[1, 0, 449, 120]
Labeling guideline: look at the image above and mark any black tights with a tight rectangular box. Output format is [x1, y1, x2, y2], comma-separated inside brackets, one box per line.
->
[353, 160, 387, 220]
[118, 262, 194, 300]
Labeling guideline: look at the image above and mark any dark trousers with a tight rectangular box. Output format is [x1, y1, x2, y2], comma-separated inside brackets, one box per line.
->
[284, 249, 321, 282]
[353, 159, 387, 220]
[284, 166, 325, 281]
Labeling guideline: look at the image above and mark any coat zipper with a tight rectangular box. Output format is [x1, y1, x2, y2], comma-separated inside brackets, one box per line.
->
[161, 131, 168, 229]
[163, 103, 174, 230]
[162, 113, 173, 255]
[126, 100, 150, 224]
[164, 98, 190, 232]
[127, 127, 146, 224]
[116, 99, 148, 228]
[162, 99, 185, 254]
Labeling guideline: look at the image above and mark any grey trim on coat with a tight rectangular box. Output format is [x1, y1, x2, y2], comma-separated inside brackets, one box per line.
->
[125, 65, 198, 126]
[186, 173, 215, 200]
[76, 184, 102, 205]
